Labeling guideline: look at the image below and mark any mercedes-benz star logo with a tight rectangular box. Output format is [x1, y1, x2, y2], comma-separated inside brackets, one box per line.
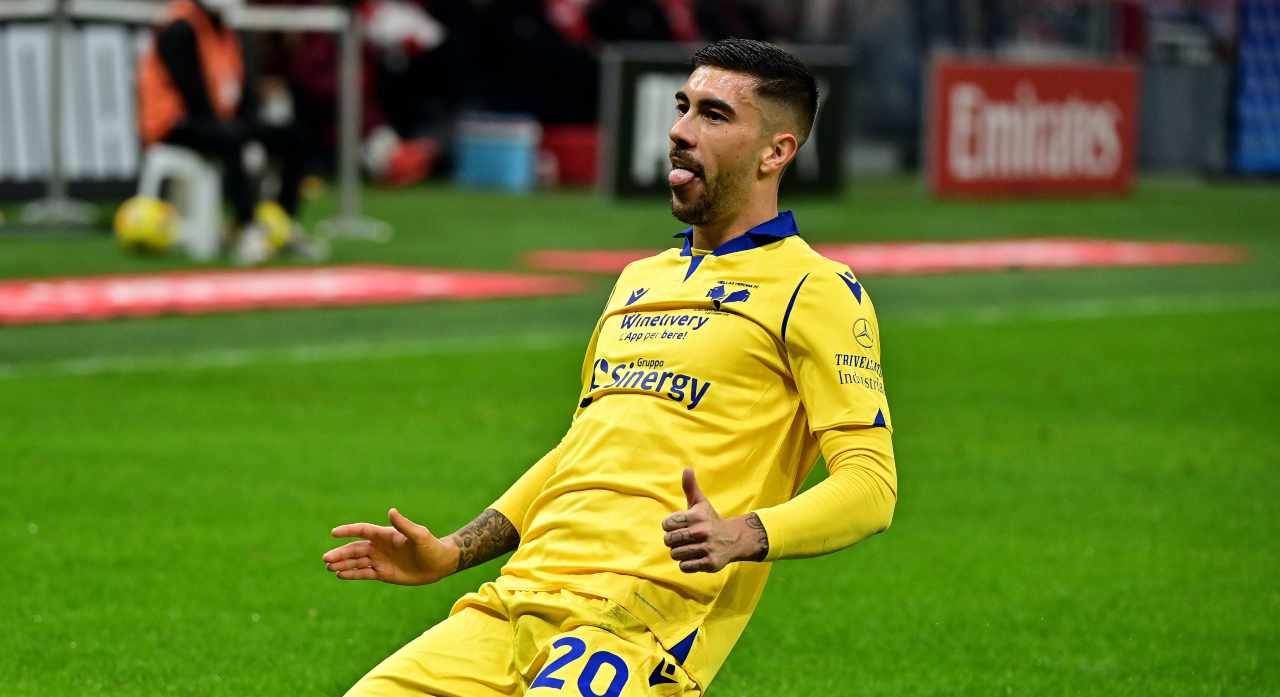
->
[853, 318, 874, 349]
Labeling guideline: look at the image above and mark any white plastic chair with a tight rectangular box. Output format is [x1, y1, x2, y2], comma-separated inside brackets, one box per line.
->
[137, 144, 223, 261]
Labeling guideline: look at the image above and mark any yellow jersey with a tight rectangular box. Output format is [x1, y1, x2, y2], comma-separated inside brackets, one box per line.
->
[490, 210, 892, 688]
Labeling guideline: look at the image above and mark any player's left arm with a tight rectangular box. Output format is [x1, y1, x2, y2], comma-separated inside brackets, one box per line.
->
[749, 425, 896, 560]
[662, 268, 898, 570]
[660, 430, 896, 570]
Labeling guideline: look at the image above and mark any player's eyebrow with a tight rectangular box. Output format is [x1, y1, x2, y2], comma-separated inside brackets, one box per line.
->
[675, 91, 737, 119]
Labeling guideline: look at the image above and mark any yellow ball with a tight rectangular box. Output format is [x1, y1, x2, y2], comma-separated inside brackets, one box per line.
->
[255, 201, 293, 250]
[114, 196, 178, 252]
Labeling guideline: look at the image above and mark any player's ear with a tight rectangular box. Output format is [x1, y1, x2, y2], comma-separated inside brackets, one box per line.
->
[759, 132, 799, 178]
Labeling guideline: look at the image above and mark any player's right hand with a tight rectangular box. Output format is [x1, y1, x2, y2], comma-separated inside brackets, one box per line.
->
[323, 508, 460, 586]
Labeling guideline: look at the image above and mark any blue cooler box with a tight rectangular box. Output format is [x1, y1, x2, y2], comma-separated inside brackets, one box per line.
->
[455, 115, 542, 192]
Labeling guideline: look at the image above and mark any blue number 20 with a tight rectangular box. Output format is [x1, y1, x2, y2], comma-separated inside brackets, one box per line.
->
[529, 636, 630, 697]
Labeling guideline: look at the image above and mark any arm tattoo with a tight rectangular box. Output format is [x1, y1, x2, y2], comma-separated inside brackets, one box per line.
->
[744, 512, 770, 562]
[450, 509, 519, 572]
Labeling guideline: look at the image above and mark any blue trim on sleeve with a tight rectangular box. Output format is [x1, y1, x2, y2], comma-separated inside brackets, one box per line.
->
[838, 272, 863, 303]
[780, 273, 810, 342]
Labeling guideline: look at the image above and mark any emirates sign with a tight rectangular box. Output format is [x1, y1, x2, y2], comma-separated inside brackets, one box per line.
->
[928, 61, 1140, 197]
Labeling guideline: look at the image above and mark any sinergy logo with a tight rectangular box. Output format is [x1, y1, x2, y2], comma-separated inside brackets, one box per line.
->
[588, 358, 711, 410]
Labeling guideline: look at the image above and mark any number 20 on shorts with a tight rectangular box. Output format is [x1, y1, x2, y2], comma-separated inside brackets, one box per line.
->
[530, 636, 630, 697]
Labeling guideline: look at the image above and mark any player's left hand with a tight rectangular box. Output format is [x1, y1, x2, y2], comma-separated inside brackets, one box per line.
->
[661, 468, 767, 573]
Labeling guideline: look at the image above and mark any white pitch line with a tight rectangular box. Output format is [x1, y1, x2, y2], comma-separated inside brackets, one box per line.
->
[0, 333, 583, 380]
[2, 291, 1278, 380]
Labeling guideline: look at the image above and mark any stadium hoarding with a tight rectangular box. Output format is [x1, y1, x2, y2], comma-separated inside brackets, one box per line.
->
[926, 59, 1141, 198]
[598, 42, 850, 198]
[0, 3, 351, 205]
[0, 15, 150, 200]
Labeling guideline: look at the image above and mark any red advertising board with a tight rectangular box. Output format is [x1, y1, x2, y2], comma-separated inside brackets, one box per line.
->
[928, 60, 1140, 197]
[0, 266, 583, 325]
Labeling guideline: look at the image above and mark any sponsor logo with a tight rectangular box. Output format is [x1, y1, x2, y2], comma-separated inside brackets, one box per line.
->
[619, 313, 710, 331]
[707, 284, 750, 309]
[948, 81, 1123, 182]
[834, 351, 885, 394]
[837, 370, 886, 394]
[853, 318, 875, 349]
[626, 287, 649, 306]
[617, 312, 711, 343]
[588, 358, 711, 410]
[834, 353, 883, 376]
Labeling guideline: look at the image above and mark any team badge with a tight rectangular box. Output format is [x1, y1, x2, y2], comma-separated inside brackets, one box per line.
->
[706, 284, 750, 309]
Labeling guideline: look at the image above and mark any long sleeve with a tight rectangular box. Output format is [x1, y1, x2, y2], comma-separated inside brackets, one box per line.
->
[753, 425, 897, 561]
[489, 443, 562, 535]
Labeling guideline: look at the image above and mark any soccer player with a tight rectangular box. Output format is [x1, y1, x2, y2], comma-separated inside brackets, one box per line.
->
[324, 38, 897, 696]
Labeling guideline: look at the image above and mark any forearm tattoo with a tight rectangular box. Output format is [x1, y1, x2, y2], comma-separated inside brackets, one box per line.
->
[744, 512, 770, 562]
[451, 509, 519, 572]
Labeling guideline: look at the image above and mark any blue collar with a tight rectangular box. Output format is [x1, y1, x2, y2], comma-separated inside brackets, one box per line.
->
[675, 210, 800, 257]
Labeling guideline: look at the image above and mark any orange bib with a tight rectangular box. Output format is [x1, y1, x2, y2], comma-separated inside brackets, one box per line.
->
[137, 0, 243, 144]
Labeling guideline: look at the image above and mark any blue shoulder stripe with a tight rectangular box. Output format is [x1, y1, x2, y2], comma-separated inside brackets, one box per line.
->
[838, 272, 862, 303]
[780, 273, 810, 342]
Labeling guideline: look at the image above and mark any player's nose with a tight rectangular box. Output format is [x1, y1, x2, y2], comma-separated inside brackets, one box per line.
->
[669, 113, 696, 151]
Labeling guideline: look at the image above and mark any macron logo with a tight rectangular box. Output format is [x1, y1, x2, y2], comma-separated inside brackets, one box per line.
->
[626, 288, 649, 306]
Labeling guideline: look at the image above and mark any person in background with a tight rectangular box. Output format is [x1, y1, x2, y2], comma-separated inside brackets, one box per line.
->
[137, 0, 324, 265]
[263, 0, 444, 187]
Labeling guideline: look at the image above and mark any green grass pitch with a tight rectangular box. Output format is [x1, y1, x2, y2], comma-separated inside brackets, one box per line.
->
[1, 179, 1278, 695]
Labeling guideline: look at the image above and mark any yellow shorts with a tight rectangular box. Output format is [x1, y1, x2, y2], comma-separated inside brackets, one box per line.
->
[345, 581, 701, 697]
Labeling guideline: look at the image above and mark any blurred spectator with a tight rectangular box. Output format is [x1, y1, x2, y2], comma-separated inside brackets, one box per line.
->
[471, 0, 599, 123]
[256, 0, 442, 186]
[137, 0, 318, 263]
[588, 0, 675, 42]
[372, 1, 472, 144]
[693, 0, 771, 42]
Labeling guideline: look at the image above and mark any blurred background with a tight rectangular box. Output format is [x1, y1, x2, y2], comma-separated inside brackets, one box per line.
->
[0, 0, 1274, 205]
[1, 1, 1277, 696]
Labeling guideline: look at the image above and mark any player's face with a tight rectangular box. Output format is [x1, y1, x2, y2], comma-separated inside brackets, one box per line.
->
[668, 67, 768, 227]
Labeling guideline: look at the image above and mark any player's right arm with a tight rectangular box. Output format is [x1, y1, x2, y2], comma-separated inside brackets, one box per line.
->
[322, 501, 534, 585]
[323, 282, 617, 585]
[322, 444, 565, 585]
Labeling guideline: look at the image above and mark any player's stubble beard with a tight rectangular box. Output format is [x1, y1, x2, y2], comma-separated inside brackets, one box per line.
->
[669, 160, 749, 228]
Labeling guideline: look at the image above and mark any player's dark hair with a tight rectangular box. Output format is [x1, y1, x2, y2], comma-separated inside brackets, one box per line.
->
[691, 38, 819, 144]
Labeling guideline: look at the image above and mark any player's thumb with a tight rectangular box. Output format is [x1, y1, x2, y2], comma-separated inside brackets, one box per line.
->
[682, 467, 710, 509]
[388, 507, 432, 543]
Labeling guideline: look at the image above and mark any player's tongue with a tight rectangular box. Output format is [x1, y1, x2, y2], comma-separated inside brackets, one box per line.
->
[669, 168, 696, 186]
